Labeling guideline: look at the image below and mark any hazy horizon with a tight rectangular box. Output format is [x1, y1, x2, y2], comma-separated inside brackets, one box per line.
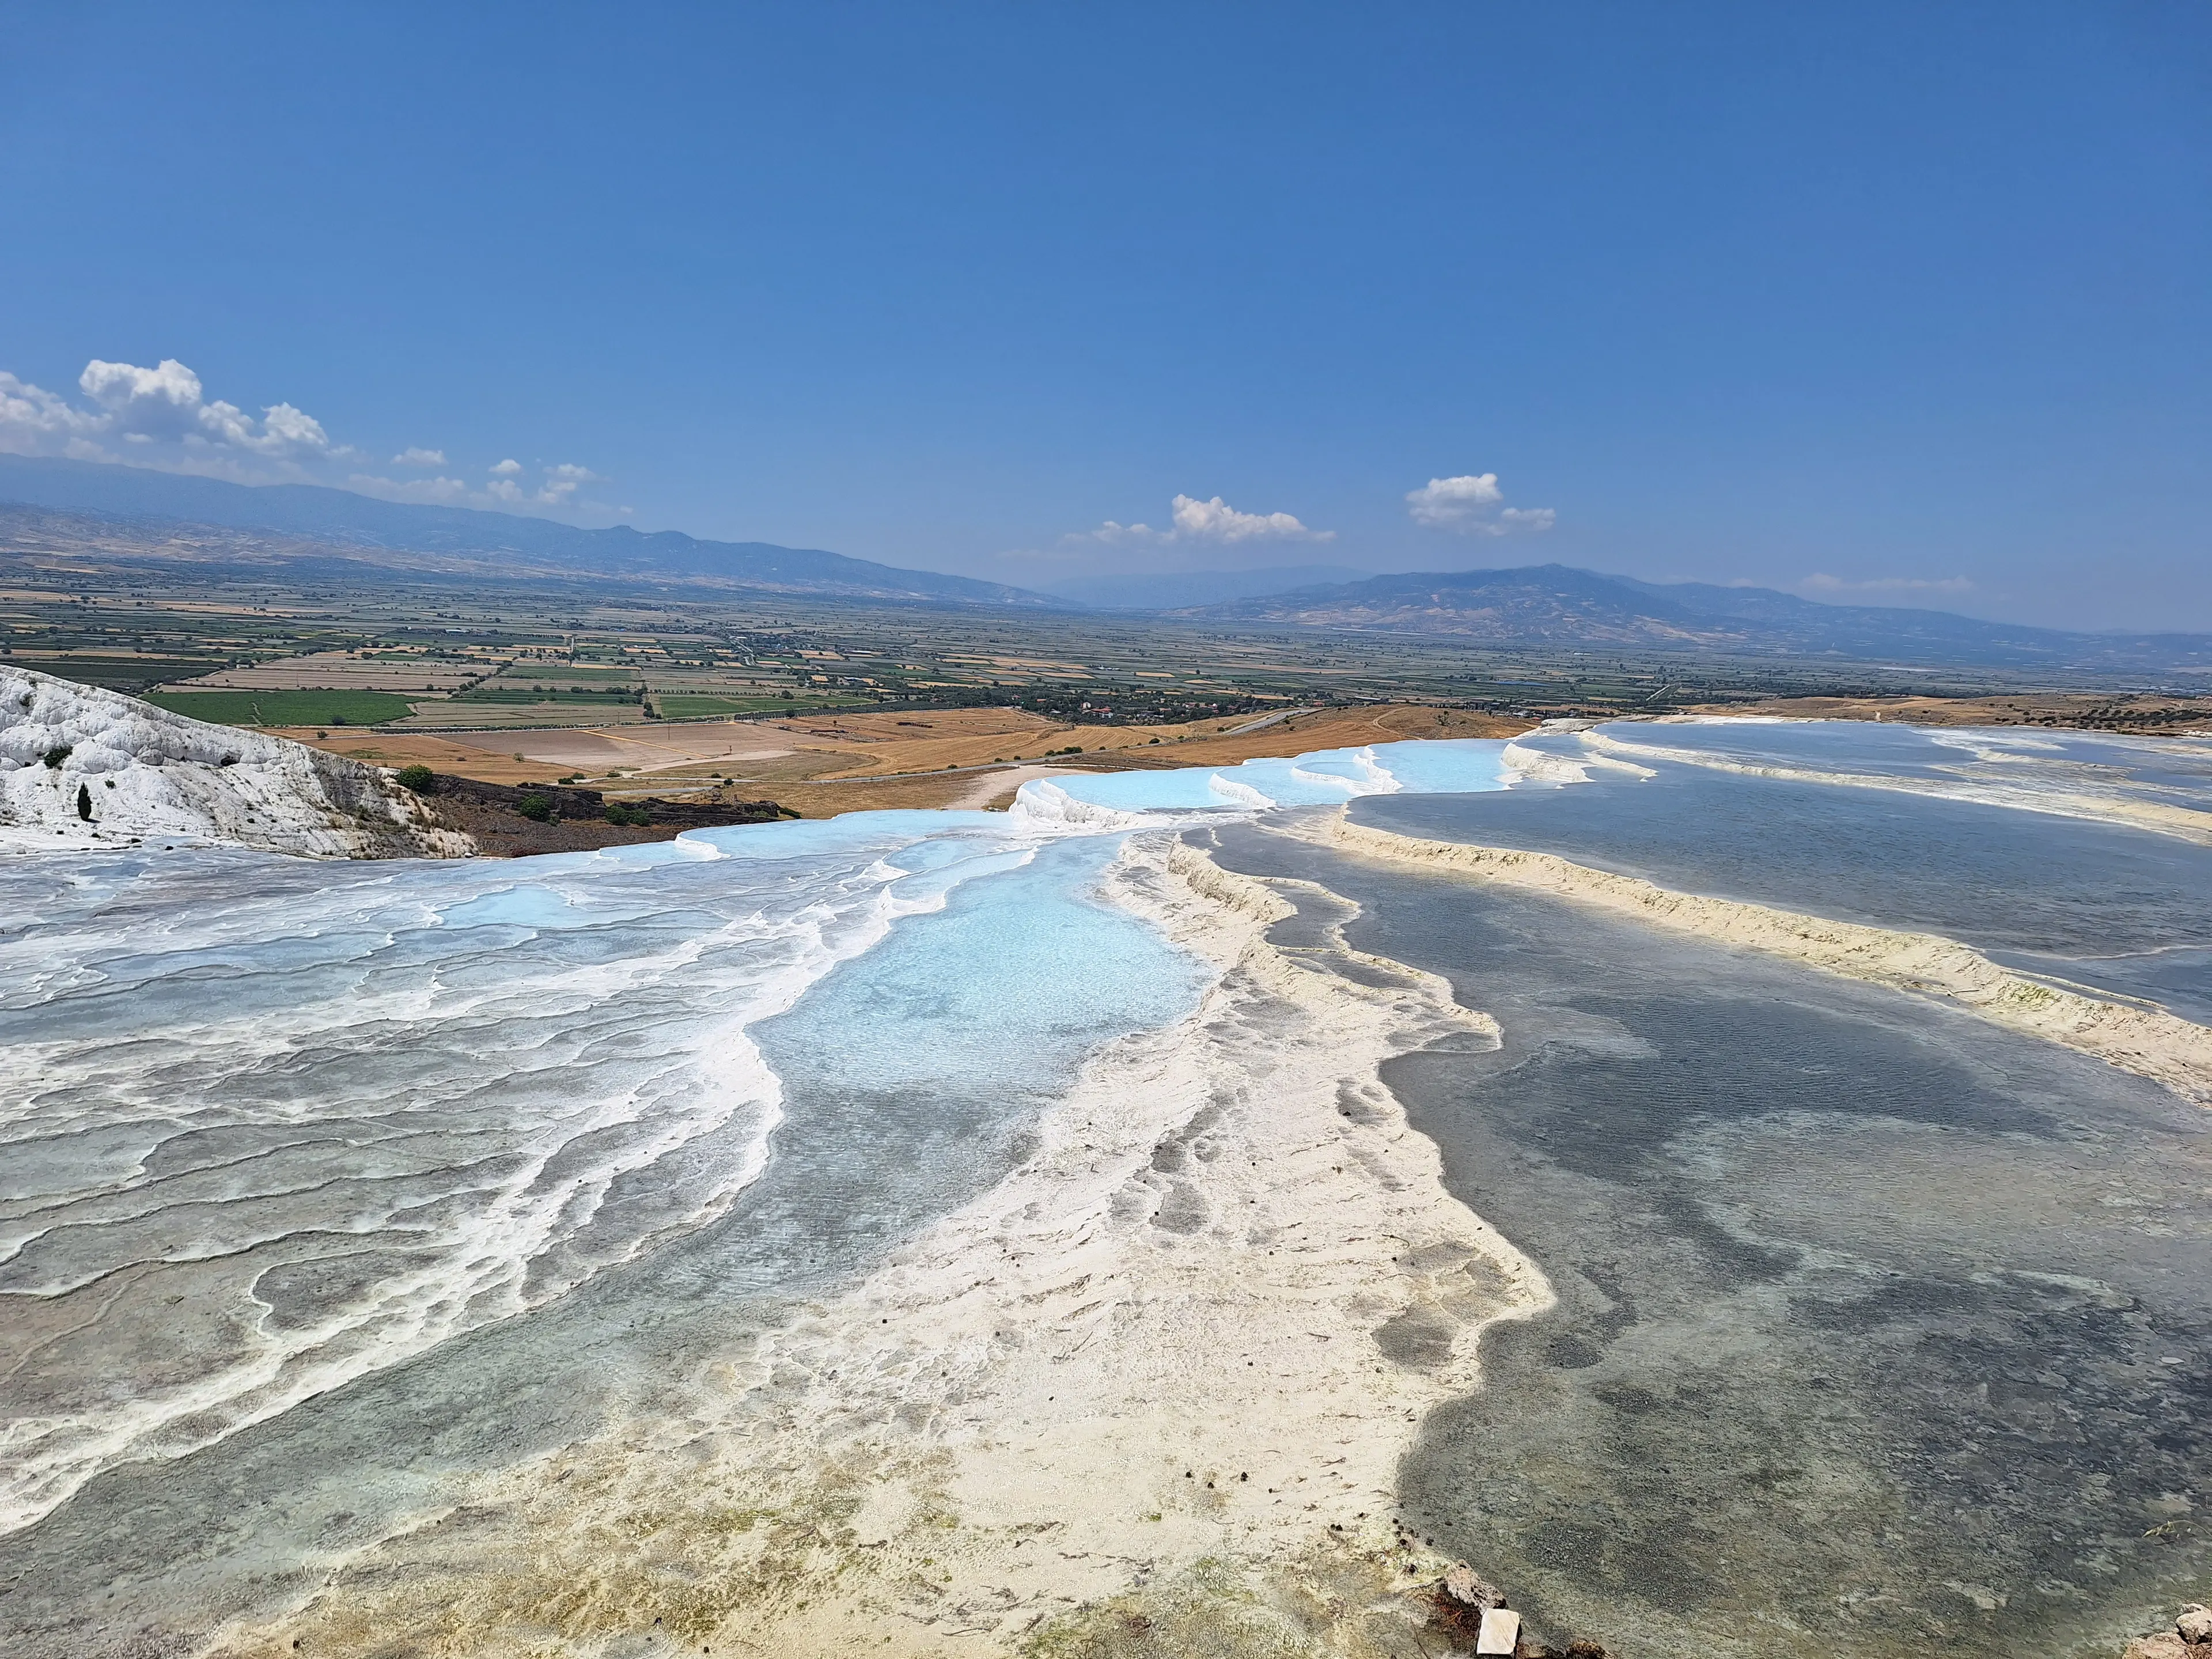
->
[3, 5, 2207, 632]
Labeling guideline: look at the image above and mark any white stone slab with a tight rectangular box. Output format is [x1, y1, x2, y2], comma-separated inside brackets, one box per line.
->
[1475, 1605, 1521, 1655]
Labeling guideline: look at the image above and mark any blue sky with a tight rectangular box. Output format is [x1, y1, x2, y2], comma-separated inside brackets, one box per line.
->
[2, 3, 2206, 628]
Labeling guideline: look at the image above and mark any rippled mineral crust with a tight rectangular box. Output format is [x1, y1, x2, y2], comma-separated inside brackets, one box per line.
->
[0, 664, 470, 857]
[1309, 810, 2212, 1108]
[199, 832, 1550, 1659]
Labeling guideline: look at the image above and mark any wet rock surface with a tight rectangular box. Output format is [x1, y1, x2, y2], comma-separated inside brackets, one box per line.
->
[1215, 822, 2212, 1659]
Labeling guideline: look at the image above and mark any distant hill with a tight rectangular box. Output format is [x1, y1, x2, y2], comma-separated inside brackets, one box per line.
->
[1035, 565, 1373, 610]
[0, 454, 1052, 608]
[1178, 563, 2212, 673]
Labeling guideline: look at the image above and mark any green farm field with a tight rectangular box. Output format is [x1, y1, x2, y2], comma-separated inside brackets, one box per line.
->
[143, 688, 422, 728]
[652, 692, 817, 718]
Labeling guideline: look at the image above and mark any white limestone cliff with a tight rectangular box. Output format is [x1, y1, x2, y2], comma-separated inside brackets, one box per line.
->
[0, 665, 472, 858]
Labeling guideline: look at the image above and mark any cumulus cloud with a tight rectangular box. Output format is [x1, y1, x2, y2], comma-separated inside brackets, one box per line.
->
[1497, 506, 1558, 531]
[347, 459, 610, 513]
[482, 460, 604, 507]
[1168, 493, 1331, 542]
[344, 473, 473, 505]
[0, 357, 358, 480]
[1406, 472, 1554, 536]
[1, 355, 611, 519]
[1799, 573, 1974, 596]
[78, 358, 344, 460]
[1080, 493, 1334, 546]
[535, 463, 601, 506]
[0, 371, 107, 459]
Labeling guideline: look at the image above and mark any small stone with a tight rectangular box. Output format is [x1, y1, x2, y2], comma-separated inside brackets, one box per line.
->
[2179, 1605, 2212, 1643]
[2122, 1634, 2187, 1659]
[1474, 1606, 1520, 1655]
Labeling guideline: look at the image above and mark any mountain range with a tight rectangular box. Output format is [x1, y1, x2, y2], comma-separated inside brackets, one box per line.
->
[0, 454, 1044, 607]
[1176, 565, 2212, 673]
[4, 456, 2207, 674]
[1031, 565, 1373, 609]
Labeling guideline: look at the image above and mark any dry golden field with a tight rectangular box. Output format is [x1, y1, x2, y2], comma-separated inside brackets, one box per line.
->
[1693, 692, 2212, 734]
[284, 702, 1533, 816]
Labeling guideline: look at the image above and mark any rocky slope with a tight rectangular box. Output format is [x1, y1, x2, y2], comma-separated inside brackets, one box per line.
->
[0, 666, 471, 858]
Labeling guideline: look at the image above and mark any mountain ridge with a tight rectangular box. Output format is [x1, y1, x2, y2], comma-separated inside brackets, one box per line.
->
[1175, 563, 2212, 672]
[1032, 565, 1374, 610]
[7, 457, 2209, 673]
[0, 454, 1055, 608]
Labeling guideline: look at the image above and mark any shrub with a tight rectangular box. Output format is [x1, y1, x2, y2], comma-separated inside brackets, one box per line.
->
[41, 745, 71, 769]
[516, 793, 555, 822]
[394, 764, 437, 793]
[604, 802, 652, 827]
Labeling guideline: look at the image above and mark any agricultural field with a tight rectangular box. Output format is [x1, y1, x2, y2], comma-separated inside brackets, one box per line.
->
[176, 649, 484, 692]
[7, 519, 2165, 772]
[144, 688, 422, 728]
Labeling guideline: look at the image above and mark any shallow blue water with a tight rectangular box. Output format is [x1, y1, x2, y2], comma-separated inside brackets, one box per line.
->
[3, 717, 2209, 1658]
[0, 740, 1524, 1543]
[1029, 736, 1512, 817]
[1363, 726, 2212, 1021]
[1212, 816, 2212, 1659]
[1567, 717, 2212, 815]
[757, 831, 1202, 1103]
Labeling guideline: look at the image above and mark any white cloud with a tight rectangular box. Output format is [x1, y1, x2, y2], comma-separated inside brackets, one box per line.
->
[0, 357, 349, 480]
[0, 371, 106, 457]
[1, 357, 611, 519]
[1168, 493, 1331, 542]
[1077, 493, 1334, 547]
[535, 462, 603, 506]
[1799, 573, 1974, 596]
[346, 473, 473, 505]
[79, 358, 340, 459]
[347, 459, 611, 514]
[478, 460, 606, 508]
[1406, 472, 1554, 536]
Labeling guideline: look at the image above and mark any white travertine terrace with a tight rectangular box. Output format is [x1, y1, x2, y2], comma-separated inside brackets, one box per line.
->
[0, 665, 470, 858]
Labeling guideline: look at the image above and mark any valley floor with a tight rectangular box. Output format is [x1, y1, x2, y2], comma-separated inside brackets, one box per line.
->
[278, 703, 1532, 817]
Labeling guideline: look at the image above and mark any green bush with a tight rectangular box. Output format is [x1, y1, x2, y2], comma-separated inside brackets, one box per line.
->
[604, 802, 652, 827]
[394, 764, 437, 793]
[42, 745, 72, 769]
[516, 793, 555, 823]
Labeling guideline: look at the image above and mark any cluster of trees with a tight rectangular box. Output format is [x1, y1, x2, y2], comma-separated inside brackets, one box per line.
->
[971, 686, 1278, 725]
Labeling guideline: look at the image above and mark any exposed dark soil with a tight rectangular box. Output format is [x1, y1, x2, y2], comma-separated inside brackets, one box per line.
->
[409, 771, 793, 856]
